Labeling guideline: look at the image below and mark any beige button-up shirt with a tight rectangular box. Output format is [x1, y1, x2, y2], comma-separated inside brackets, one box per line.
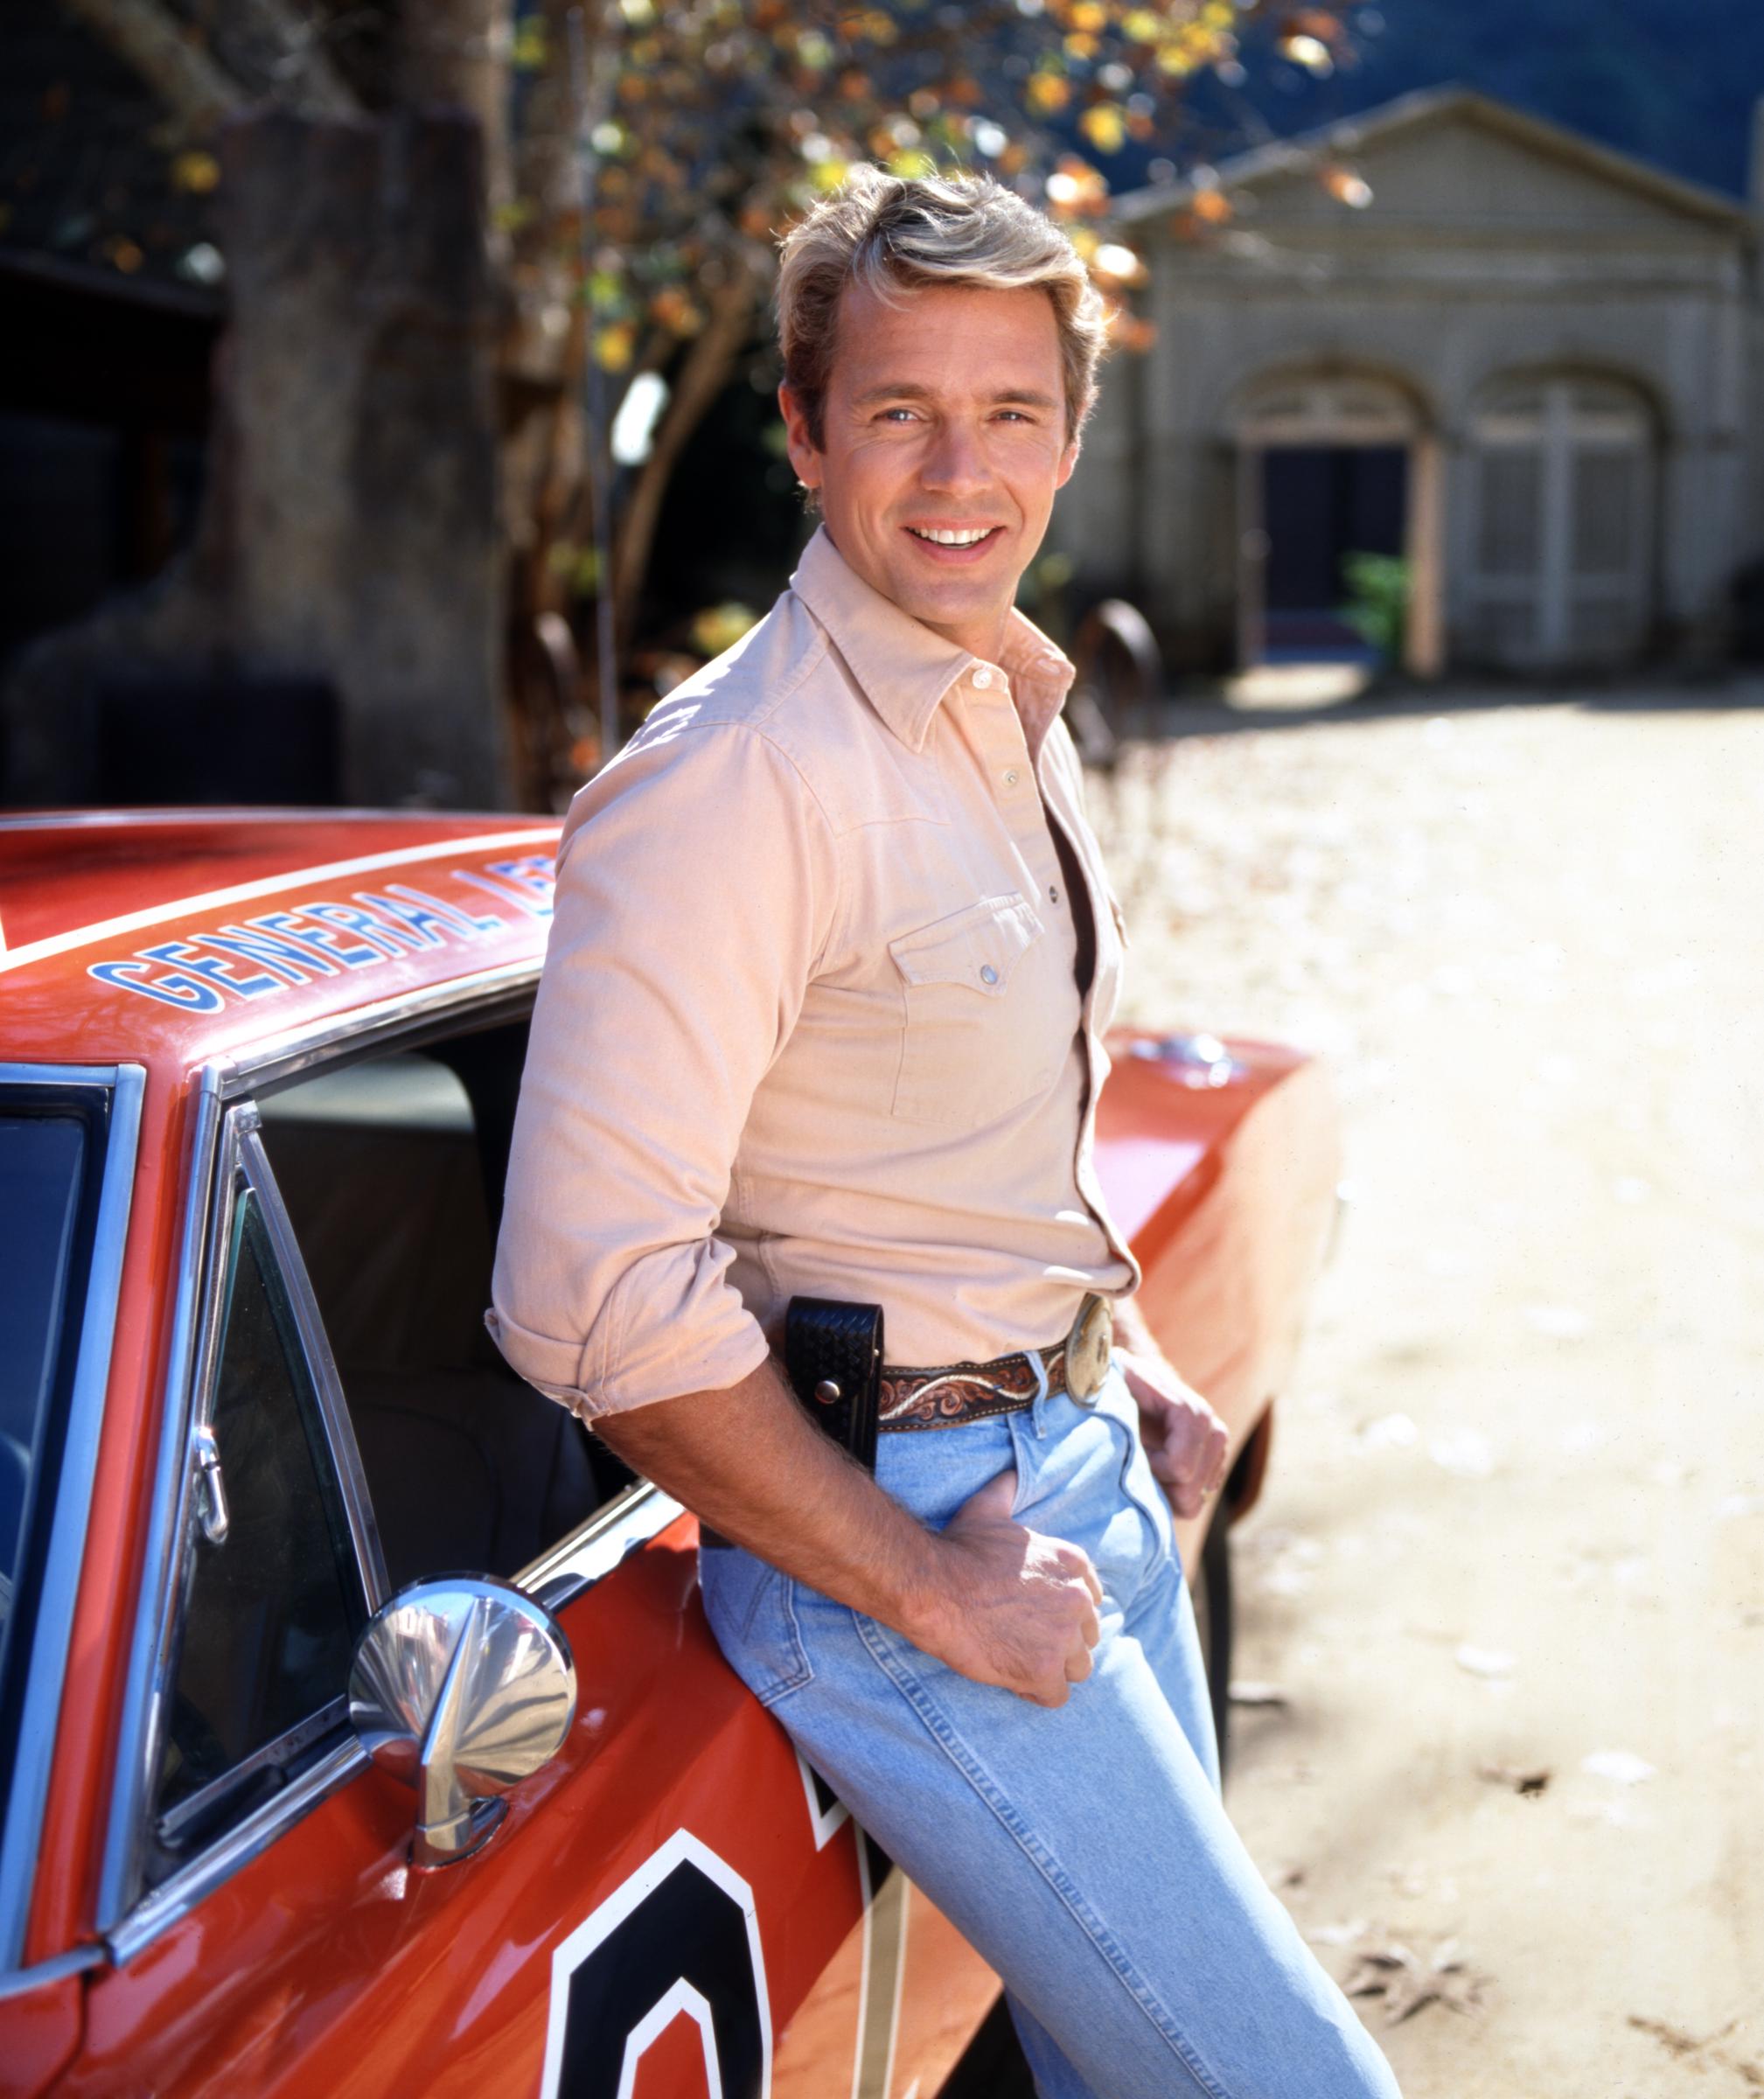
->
[488, 525, 1139, 1419]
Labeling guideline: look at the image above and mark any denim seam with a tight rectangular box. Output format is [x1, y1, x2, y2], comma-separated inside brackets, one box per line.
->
[755, 1577, 814, 1707]
[853, 1612, 1230, 2099]
[1111, 1407, 1175, 1589]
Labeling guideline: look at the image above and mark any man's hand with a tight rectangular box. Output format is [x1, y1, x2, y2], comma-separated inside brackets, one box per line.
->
[917, 1469, 1104, 1709]
[590, 1360, 1100, 1709]
[1119, 1350, 1230, 1520]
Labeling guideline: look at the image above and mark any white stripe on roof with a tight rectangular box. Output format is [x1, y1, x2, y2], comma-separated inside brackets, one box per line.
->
[0, 826, 558, 975]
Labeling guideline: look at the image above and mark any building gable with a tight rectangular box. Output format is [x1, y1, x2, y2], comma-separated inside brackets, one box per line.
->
[1117, 88, 1754, 243]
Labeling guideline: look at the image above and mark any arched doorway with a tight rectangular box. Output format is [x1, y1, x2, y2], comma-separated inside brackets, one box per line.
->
[1231, 371, 1444, 678]
[1462, 373, 1657, 671]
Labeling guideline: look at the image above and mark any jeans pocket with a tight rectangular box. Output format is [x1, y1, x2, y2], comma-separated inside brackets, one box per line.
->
[1104, 1393, 1177, 1583]
[699, 1546, 814, 1706]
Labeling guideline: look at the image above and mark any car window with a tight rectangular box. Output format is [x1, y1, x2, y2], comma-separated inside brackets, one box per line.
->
[0, 1117, 87, 1614]
[0, 1106, 98, 1739]
[152, 1181, 366, 1865]
[255, 1022, 631, 1592]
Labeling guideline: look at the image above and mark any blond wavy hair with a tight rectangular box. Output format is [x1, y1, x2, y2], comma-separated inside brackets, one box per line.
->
[777, 164, 1109, 450]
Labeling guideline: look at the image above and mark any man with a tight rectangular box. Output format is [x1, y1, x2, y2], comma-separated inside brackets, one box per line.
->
[490, 167, 1400, 2099]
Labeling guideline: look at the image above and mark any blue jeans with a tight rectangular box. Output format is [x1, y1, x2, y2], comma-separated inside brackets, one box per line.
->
[699, 1365, 1402, 2099]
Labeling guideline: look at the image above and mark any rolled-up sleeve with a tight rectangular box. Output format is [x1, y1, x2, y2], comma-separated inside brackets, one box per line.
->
[487, 720, 839, 1417]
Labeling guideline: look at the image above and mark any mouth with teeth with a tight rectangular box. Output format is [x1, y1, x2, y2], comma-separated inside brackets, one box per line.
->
[903, 523, 1004, 559]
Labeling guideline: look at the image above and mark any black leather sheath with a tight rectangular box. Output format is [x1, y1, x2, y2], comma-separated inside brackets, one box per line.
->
[784, 1296, 885, 1474]
[698, 1295, 886, 1549]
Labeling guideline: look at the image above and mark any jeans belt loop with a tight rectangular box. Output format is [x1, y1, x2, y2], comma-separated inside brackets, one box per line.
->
[1028, 1342, 1051, 1440]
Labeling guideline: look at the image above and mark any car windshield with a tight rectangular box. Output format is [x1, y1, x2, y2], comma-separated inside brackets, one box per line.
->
[0, 1111, 94, 1686]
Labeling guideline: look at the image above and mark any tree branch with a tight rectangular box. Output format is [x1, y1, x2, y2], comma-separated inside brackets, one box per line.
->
[221, 0, 360, 116]
[611, 256, 762, 638]
[59, 0, 245, 131]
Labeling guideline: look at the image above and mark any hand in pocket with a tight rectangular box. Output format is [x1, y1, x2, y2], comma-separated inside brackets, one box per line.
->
[917, 1468, 1105, 1708]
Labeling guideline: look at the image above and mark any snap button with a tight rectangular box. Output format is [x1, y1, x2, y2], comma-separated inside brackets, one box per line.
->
[1003, 768, 1020, 787]
[1049, 883, 1060, 903]
[972, 666, 993, 689]
[980, 963, 999, 985]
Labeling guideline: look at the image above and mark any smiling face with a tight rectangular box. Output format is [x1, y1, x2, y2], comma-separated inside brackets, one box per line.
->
[779, 278, 1080, 663]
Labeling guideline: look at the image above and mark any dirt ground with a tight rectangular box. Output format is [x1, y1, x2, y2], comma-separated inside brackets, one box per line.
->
[1094, 680, 1764, 2098]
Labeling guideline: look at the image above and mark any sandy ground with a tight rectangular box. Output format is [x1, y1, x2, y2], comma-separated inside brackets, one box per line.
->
[1093, 680, 1764, 2098]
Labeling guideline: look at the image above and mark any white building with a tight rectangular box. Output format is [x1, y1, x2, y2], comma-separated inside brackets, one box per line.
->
[1056, 87, 1764, 677]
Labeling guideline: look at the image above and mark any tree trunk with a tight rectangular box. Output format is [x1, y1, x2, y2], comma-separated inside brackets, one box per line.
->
[3, 106, 508, 809]
[497, 0, 624, 803]
[223, 106, 507, 802]
[396, 0, 515, 255]
[57, 0, 244, 129]
[59, 0, 359, 122]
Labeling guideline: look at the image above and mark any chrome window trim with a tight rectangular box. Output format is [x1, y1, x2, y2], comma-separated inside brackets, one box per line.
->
[98, 1068, 230, 1933]
[222, 960, 542, 1099]
[0, 1060, 134, 1088]
[99, 987, 691, 1965]
[106, 1736, 370, 1967]
[0, 1942, 108, 2001]
[0, 1063, 143, 1976]
[156, 1694, 350, 1850]
[105, 1489, 688, 1964]
[519, 1480, 686, 1614]
[237, 1124, 390, 1607]
[103, 1105, 379, 1930]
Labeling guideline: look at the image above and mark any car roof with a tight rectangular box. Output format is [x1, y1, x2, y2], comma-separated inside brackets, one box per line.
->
[0, 809, 561, 1076]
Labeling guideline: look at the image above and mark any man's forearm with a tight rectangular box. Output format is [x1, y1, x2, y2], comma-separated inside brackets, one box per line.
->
[592, 1341, 1109, 1708]
[588, 1355, 949, 1642]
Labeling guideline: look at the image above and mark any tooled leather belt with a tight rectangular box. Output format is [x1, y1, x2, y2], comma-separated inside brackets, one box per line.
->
[878, 1292, 1116, 1432]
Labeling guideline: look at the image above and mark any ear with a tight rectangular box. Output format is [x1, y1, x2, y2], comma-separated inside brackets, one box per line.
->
[1054, 433, 1081, 491]
[777, 383, 823, 495]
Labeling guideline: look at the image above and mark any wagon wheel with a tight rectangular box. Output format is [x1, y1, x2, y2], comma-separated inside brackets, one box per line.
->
[1068, 598, 1164, 764]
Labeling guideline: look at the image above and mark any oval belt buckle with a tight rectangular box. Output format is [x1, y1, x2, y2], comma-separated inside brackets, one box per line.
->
[1063, 1292, 1113, 1405]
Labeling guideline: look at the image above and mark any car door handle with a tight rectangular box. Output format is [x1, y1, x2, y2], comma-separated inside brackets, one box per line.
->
[192, 1423, 231, 1545]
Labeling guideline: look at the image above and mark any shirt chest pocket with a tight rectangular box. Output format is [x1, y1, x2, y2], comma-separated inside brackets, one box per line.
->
[888, 892, 1057, 1127]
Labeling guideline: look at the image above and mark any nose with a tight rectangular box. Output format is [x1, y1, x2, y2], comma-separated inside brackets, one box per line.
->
[919, 418, 991, 497]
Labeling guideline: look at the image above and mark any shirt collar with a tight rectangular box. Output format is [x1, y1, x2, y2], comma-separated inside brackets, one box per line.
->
[789, 524, 1077, 757]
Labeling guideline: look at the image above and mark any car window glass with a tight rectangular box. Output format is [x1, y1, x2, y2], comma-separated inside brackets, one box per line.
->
[257, 1029, 629, 1592]
[0, 1110, 92, 1716]
[0, 1117, 86, 1602]
[155, 1185, 365, 1849]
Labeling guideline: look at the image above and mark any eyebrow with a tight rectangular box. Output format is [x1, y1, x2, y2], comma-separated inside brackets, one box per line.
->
[850, 381, 1060, 410]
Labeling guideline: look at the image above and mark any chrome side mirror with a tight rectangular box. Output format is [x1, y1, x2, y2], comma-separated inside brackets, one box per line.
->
[348, 1575, 576, 1869]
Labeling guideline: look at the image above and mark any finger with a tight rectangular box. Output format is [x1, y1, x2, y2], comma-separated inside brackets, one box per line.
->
[1081, 1601, 1101, 1649]
[1152, 1448, 1201, 1503]
[1064, 1642, 1094, 1684]
[1077, 1555, 1105, 1609]
[1119, 1359, 1156, 1410]
[952, 1467, 1018, 1525]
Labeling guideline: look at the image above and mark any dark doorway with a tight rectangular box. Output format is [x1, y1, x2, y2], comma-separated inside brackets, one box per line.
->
[1260, 444, 1407, 660]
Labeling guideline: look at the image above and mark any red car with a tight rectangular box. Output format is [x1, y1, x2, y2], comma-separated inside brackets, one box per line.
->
[0, 809, 1338, 2097]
